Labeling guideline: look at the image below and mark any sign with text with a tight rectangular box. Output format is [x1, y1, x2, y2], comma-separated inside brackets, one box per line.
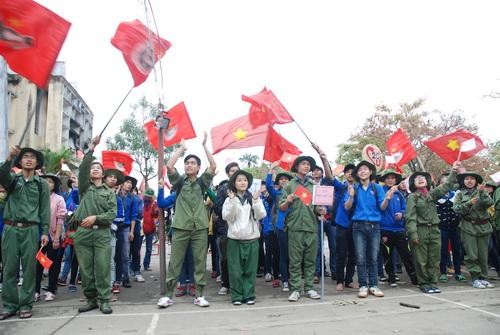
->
[312, 185, 334, 206]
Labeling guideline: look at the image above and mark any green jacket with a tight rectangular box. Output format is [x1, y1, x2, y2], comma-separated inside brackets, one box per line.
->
[0, 160, 50, 235]
[72, 151, 117, 227]
[168, 168, 214, 230]
[279, 176, 317, 233]
[453, 188, 494, 236]
[405, 170, 457, 241]
[494, 187, 500, 231]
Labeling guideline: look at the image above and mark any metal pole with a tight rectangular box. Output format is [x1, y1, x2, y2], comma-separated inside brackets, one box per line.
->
[320, 217, 324, 300]
[0, 58, 8, 161]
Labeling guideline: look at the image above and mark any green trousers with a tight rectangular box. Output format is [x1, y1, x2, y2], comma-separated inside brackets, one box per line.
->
[413, 226, 441, 286]
[288, 231, 317, 293]
[165, 228, 208, 298]
[73, 227, 111, 303]
[227, 238, 259, 303]
[1, 225, 38, 313]
[461, 231, 489, 280]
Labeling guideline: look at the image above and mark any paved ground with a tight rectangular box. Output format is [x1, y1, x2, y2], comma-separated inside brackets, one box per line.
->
[1, 243, 500, 335]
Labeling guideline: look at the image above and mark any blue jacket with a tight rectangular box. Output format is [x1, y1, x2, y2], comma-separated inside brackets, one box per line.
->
[113, 194, 124, 225]
[65, 188, 80, 212]
[351, 182, 386, 223]
[380, 186, 406, 232]
[335, 188, 352, 228]
[260, 192, 274, 236]
[157, 189, 176, 209]
[119, 192, 139, 226]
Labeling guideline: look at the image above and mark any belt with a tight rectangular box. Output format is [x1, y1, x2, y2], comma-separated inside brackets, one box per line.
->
[4, 220, 35, 228]
[470, 219, 489, 225]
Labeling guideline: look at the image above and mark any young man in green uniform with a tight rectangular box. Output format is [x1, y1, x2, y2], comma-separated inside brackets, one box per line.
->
[453, 172, 495, 289]
[72, 136, 117, 314]
[157, 134, 216, 308]
[0, 146, 50, 320]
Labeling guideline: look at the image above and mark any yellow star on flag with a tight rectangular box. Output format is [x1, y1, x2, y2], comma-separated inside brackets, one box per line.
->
[446, 139, 460, 151]
[301, 192, 308, 199]
[233, 128, 248, 140]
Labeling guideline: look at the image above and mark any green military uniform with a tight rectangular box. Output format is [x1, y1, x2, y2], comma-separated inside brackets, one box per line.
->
[0, 161, 50, 315]
[494, 187, 500, 247]
[72, 151, 117, 309]
[406, 170, 456, 288]
[165, 169, 214, 298]
[453, 186, 494, 281]
[279, 176, 318, 293]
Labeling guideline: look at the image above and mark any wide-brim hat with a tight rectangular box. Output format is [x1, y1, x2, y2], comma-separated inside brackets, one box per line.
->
[104, 168, 125, 185]
[124, 176, 138, 189]
[380, 169, 403, 185]
[353, 160, 377, 181]
[14, 147, 44, 170]
[228, 170, 253, 192]
[274, 172, 293, 185]
[409, 171, 432, 192]
[485, 181, 498, 189]
[144, 188, 155, 198]
[291, 156, 316, 173]
[40, 174, 61, 193]
[457, 172, 483, 187]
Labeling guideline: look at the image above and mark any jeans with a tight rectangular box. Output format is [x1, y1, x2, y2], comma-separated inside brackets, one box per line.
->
[143, 233, 155, 270]
[264, 232, 280, 278]
[179, 243, 195, 284]
[353, 221, 381, 288]
[60, 244, 79, 285]
[439, 229, 462, 275]
[276, 229, 289, 283]
[336, 225, 356, 285]
[130, 233, 144, 275]
[115, 226, 130, 283]
[315, 220, 336, 276]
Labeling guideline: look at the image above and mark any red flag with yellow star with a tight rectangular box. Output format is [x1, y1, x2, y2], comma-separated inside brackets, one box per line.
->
[36, 249, 53, 270]
[243, 87, 294, 128]
[424, 129, 486, 164]
[0, 0, 71, 88]
[263, 127, 301, 168]
[294, 184, 312, 206]
[211, 115, 270, 154]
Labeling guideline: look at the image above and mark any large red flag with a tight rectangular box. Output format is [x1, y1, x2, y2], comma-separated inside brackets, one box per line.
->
[0, 0, 71, 88]
[263, 128, 301, 167]
[385, 129, 417, 169]
[144, 102, 197, 150]
[102, 151, 134, 176]
[242, 87, 294, 128]
[111, 19, 171, 87]
[424, 129, 486, 164]
[211, 115, 270, 154]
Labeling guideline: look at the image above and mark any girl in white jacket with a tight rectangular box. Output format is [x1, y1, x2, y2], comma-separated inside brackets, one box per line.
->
[222, 170, 266, 305]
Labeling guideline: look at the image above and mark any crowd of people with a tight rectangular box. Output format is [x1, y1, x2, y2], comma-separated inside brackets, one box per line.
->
[1, 136, 499, 320]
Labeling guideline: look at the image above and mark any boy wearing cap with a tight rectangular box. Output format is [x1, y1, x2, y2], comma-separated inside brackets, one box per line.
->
[157, 134, 216, 308]
[0, 146, 50, 320]
[72, 136, 117, 314]
[453, 172, 494, 289]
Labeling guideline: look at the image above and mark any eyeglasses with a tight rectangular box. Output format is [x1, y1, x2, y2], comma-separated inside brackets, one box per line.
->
[414, 176, 427, 181]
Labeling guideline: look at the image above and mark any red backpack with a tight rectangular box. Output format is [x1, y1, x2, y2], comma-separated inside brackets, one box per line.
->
[142, 201, 159, 235]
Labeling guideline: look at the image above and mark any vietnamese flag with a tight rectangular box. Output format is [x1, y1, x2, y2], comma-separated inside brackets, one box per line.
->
[263, 128, 301, 167]
[0, 0, 71, 88]
[36, 249, 53, 270]
[294, 184, 312, 206]
[111, 19, 171, 87]
[211, 115, 270, 154]
[424, 129, 486, 164]
[243, 87, 294, 128]
[144, 102, 197, 150]
[102, 151, 134, 176]
[385, 129, 417, 169]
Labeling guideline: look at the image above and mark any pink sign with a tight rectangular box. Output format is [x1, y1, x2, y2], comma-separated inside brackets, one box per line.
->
[312, 185, 334, 206]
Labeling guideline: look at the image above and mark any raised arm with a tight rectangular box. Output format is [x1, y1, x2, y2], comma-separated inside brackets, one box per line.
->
[166, 140, 187, 174]
[311, 142, 333, 180]
[202, 131, 216, 175]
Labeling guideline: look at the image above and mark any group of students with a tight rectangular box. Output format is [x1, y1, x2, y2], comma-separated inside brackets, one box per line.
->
[1, 137, 499, 320]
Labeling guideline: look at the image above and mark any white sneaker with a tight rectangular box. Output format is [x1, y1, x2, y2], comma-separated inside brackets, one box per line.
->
[288, 291, 300, 302]
[157, 296, 174, 308]
[369, 286, 384, 297]
[480, 280, 495, 288]
[135, 274, 145, 282]
[217, 286, 228, 295]
[282, 282, 290, 292]
[194, 296, 210, 307]
[18, 278, 23, 286]
[216, 275, 222, 283]
[264, 273, 273, 282]
[44, 292, 55, 301]
[246, 300, 255, 305]
[306, 289, 321, 299]
[358, 286, 368, 298]
[472, 279, 486, 289]
[34, 292, 41, 302]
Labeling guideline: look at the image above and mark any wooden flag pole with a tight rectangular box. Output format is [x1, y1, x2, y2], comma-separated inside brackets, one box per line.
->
[98, 87, 133, 138]
[293, 120, 313, 144]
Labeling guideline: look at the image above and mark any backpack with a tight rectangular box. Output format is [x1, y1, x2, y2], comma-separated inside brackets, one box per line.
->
[142, 201, 158, 235]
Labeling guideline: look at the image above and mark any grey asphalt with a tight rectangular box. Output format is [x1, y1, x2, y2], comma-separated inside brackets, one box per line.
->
[1, 243, 499, 335]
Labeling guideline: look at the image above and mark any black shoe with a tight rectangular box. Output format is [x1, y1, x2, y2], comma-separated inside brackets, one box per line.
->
[99, 302, 113, 314]
[78, 300, 98, 313]
[122, 280, 132, 288]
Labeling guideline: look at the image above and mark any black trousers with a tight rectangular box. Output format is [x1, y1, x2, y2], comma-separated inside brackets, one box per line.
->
[35, 242, 64, 294]
[380, 230, 417, 285]
[336, 225, 356, 285]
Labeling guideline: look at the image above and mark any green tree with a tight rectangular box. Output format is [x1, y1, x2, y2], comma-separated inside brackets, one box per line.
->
[106, 97, 176, 189]
[336, 99, 495, 177]
[41, 148, 79, 175]
[239, 153, 259, 168]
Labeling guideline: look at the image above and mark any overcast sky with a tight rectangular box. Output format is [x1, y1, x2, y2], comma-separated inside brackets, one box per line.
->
[38, 0, 500, 183]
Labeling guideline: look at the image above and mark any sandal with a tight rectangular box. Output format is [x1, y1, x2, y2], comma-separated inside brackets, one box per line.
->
[19, 311, 32, 319]
[0, 311, 17, 321]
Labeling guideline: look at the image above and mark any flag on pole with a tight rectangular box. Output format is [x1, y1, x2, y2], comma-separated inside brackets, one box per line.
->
[424, 129, 486, 164]
[111, 19, 171, 87]
[36, 249, 53, 270]
[0, 0, 71, 88]
[102, 150, 134, 176]
[243, 87, 294, 128]
[385, 129, 417, 168]
[144, 102, 197, 150]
